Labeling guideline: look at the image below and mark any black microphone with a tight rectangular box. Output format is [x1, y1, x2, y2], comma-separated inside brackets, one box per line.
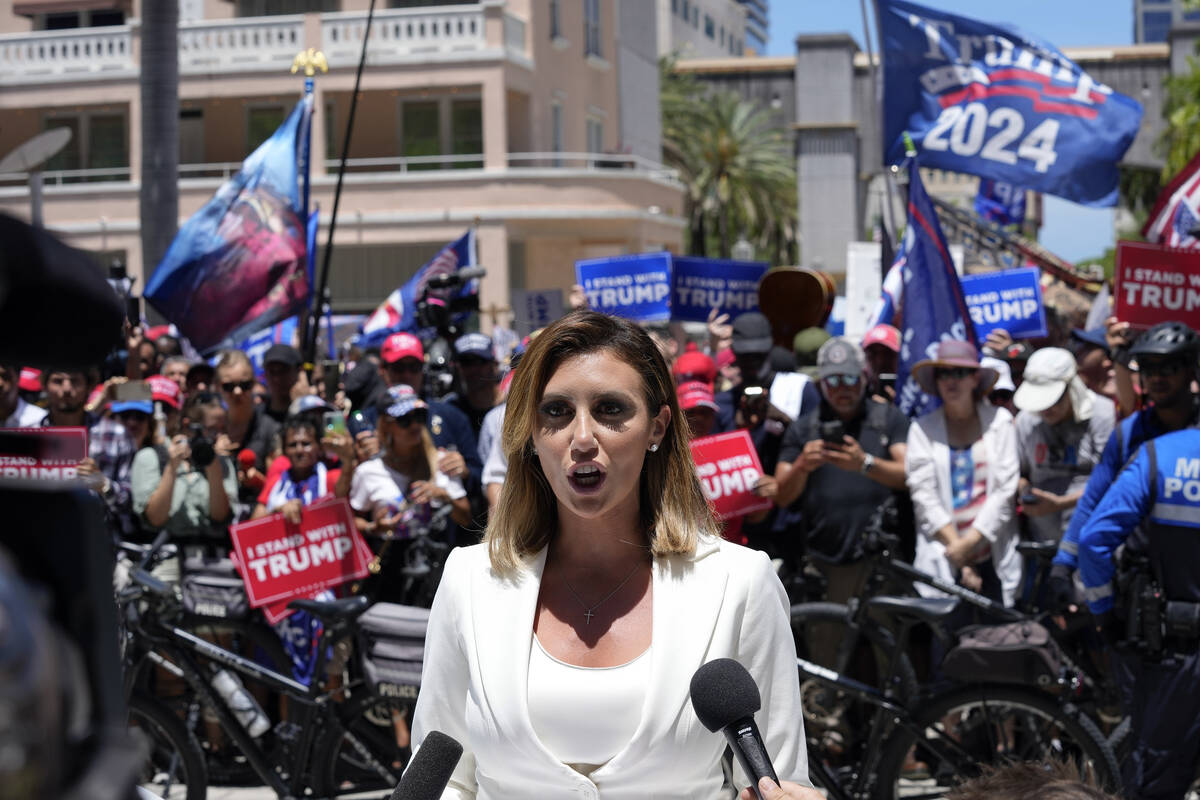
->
[690, 658, 778, 800]
[425, 266, 486, 289]
[390, 730, 464, 800]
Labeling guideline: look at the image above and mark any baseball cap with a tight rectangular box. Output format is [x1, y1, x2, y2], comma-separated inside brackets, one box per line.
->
[981, 357, 1015, 393]
[1070, 327, 1109, 353]
[1013, 347, 1093, 419]
[731, 312, 773, 356]
[673, 343, 717, 385]
[862, 324, 901, 353]
[793, 327, 831, 367]
[147, 374, 183, 409]
[454, 333, 494, 361]
[264, 343, 302, 367]
[18, 367, 41, 393]
[381, 333, 424, 364]
[817, 337, 866, 379]
[677, 380, 719, 412]
[376, 384, 428, 420]
[288, 395, 334, 416]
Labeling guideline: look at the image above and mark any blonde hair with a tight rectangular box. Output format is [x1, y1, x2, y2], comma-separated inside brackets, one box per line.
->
[486, 310, 718, 574]
[380, 414, 440, 483]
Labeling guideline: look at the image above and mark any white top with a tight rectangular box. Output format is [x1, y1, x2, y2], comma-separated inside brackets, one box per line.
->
[2, 397, 47, 428]
[527, 636, 650, 770]
[348, 456, 466, 518]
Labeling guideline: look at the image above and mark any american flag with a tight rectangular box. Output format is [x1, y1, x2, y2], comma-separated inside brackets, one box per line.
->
[1143, 149, 1200, 249]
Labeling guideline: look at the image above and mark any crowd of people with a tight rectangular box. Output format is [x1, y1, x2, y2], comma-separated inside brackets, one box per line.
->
[3, 292, 1198, 799]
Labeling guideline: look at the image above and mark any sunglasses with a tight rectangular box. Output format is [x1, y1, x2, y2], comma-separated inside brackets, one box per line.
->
[386, 361, 423, 374]
[390, 409, 428, 429]
[822, 374, 861, 389]
[221, 380, 255, 393]
[1138, 359, 1186, 378]
[935, 367, 977, 381]
[116, 411, 150, 424]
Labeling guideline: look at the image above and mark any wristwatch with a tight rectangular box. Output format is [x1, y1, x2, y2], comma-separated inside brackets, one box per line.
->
[860, 453, 875, 475]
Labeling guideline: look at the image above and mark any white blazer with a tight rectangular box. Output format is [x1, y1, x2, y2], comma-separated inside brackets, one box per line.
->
[905, 401, 1021, 605]
[409, 537, 809, 799]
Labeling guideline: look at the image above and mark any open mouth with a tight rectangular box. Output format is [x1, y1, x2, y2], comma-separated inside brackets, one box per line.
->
[568, 464, 606, 492]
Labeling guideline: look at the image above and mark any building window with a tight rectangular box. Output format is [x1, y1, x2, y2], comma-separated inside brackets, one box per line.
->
[1142, 10, 1171, 42]
[720, 26, 725, 46]
[247, 106, 285, 152]
[586, 118, 604, 154]
[401, 101, 441, 169]
[681, 0, 689, 19]
[692, 7, 699, 27]
[325, 100, 338, 160]
[43, 111, 129, 178]
[451, 99, 483, 168]
[584, 0, 601, 57]
[179, 108, 205, 165]
[236, 0, 336, 15]
[549, 0, 561, 39]
[704, 14, 714, 38]
[551, 102, 564, 166]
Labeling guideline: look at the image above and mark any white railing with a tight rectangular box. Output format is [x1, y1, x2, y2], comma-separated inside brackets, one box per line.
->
[508, 152, 681, 183]
[320, 6, 487, 68]
[0, 25, 134, 83]
[178, 16, 304, 74]
[503, 12, 526, 59]
[0, 166, 132, 185]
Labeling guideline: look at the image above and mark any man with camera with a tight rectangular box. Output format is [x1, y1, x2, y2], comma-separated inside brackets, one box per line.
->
[774, 337, 910, 603]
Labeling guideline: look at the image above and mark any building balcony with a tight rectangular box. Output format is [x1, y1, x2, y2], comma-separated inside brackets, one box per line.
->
[0, 3, 528, 87]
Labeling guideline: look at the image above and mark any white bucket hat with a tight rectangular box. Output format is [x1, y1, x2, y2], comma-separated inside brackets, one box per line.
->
[1013, 347, 1094, 420]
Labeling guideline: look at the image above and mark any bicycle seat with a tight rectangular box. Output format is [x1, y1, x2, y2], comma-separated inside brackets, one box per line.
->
[867, 595, 959, 625]
[288, 595, 371, 623]
[1016, 541, 1059, 560]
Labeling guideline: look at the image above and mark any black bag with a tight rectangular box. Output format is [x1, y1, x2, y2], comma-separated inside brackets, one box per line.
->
[180, 556, 249, 620]
[357, 602, 428, 700]
[941, 621, 1063, 688]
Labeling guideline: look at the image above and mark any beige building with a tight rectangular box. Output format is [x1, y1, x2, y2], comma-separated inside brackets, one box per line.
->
[0, 0, 684, 328]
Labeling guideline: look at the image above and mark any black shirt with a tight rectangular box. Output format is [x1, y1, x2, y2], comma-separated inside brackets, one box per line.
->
[778, 398, 909, 564]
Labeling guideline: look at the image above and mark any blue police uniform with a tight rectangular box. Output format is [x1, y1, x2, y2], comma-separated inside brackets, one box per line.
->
[1054, 409, 1166, 569]
[1078, 428, 1200, 800]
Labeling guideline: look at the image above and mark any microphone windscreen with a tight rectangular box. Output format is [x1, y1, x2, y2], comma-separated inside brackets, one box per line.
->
[390, 730, 464, 800]
[237, 449, 257, 469]
[689, 658, 762, 733]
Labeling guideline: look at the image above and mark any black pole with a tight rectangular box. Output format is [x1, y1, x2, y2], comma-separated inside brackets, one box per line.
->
[305, 0, 377, 364]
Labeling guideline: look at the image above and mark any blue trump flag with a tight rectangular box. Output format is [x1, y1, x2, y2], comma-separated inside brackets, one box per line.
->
[145, 96, 313, 353]
[879, 0, 1142, 207]
[358, 229, 478, 348]
[894, 161, 978, 417]
[974, 179, 1026, 226]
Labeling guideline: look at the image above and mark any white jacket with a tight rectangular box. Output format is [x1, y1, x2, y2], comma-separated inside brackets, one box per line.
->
[409, 537, 809, 799]
[905, 401, 1021, 605]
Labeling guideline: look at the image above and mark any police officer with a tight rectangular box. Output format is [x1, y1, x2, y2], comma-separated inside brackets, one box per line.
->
[1050, 322, 1200, 601]
[1076, 323, 1200, 800]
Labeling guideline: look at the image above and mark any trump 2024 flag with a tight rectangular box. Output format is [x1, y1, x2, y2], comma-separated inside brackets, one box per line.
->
[879, 0, 1142, 207]
[146, 97, 313, 353]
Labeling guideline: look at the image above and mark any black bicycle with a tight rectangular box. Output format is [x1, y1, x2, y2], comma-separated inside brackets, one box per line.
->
[797, 594, 1120, 800]
[119, 532, 418, 799]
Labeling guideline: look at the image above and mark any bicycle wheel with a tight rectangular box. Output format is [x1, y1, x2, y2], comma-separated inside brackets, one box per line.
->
[313, 691, 417, 798]
[127, 692, 208, 800]
[873, 684, 1121, 800]
[791, 602, 919, 773]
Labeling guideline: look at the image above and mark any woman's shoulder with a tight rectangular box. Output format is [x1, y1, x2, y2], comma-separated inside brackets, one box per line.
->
[701, 535, 773, 575]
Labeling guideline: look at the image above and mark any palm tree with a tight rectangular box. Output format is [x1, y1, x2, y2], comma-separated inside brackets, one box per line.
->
[139, 1, 179, 296]
[660, 57, 796, 261]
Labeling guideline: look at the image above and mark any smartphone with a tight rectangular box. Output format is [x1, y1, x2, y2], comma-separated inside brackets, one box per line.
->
[321, 358, 340, 403]
[879, 373, 897, 391]
[323, 410, 347, 437]
[125, 295, 141, 327]
[820, 419, 845, 444]
[1020, 491, 1040, 505]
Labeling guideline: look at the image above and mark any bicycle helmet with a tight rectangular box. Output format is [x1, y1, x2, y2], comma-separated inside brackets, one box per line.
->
[1129, 321, 1199, 364]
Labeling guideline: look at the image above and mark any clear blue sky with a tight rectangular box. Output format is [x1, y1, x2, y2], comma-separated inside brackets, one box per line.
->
[765, 1, 1138, 262]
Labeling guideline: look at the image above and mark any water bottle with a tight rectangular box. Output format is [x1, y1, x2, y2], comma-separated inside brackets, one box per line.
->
[210, 669, 270, 737]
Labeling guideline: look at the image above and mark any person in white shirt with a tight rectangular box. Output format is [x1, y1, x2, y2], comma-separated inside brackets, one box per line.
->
[0, 364, 47, 427]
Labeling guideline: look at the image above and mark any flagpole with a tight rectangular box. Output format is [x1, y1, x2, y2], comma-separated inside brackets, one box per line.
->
[865, 0, 901, 257]
[306, 0, 378, 364]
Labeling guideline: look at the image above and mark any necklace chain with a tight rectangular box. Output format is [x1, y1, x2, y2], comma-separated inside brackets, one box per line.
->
[563, 561, 644, 625]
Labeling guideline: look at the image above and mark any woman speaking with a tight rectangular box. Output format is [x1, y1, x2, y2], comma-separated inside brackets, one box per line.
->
[410, 310, 809, 799]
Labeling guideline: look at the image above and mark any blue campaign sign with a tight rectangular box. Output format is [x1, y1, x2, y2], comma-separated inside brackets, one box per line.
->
[670, 257, 768, 323]
[575, 253, 672, 322]
[960, 267, 1047, 342]
[879, 0, 1142, 207]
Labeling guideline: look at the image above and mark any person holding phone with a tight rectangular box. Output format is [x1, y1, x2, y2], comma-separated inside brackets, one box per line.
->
[249, 414, 356, 523]
[775, 337, 910, 603]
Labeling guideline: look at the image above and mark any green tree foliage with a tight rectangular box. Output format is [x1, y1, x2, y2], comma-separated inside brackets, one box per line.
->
[1159, 0, 1200, 179]
[660, 56, 797, 262]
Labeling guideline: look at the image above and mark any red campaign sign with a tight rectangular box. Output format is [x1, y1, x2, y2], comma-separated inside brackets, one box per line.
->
[0, 427, 88, 480]
[690, 430, 773, 521]
[1114, 241, 1200, 329]
[229, 496, 372, 612]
